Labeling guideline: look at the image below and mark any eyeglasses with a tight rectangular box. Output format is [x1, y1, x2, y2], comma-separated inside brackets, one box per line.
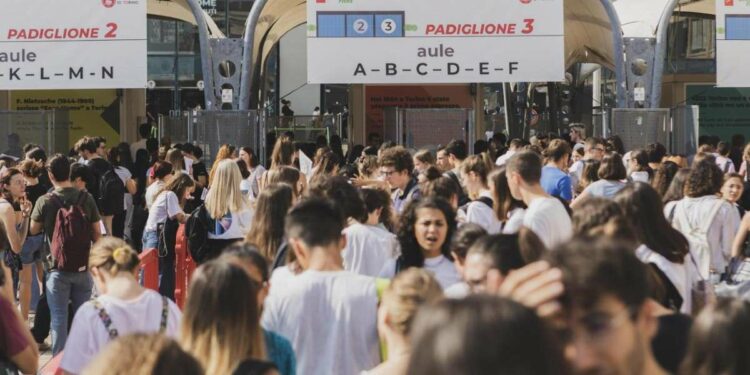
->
[557, 306, 635, 345]
[380, 169, 397, 177]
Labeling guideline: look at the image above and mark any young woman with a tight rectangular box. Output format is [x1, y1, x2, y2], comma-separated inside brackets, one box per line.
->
[144, 161, 173, 210]
[573, 159, 600, 197]
[488, 167, 525, 234]
[363, 268, 443, 375]
[722, 173, 745, 218]
[203, 160, 254, 258]
[309, 150, 340, 182]
[180, 260, 273, 375]
[628, 149, 653, 183]
[245, 184, 294, 262]
[60, 238, 182, 374]
[142, 173, 194, 298]
[209, 144, 237, 186]
[540, 139, 572, 201]
[166, 148, 186, 175]
[413, 149, 435, 175]
[680, 297, 750, 375]
[663, 168, 691, 205]
[261, 136, 306, 192]
[574, 153, 627, 204]
[17, 160, 47, 323]
[265, 166, 304, 200]
[666, 159, 740, 280]
[615, 183, 695, 314]
[460, 155, 502, 233]
[81, 334, 202, 375]
[108, 147, 138, 239]
[236, 159, 254, 200]
[239, 147, 266, 198]
[220, 243, 297, 375]
[379, 197, 460, 290]
[651, 161, 679, 197]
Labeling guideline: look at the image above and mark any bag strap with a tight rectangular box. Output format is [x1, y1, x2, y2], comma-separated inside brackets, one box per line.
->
[668, 203, 677, 225]
[159, 296, 169, 332]
[76, 191, 88, 207]
[91, 298, 119, 339]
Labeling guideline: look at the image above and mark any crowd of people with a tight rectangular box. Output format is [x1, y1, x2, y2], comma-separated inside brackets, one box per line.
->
[3, 122, 750, 374]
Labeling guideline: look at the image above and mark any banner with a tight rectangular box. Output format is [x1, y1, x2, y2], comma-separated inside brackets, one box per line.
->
[686, 84, 750, 140]
[307, 0, 564, 84]
[716, 0, 750, 87]
[0, 0, 147, 89]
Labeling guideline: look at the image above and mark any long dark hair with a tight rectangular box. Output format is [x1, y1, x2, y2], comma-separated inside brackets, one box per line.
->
[614, 182, 689, 263]
[157, 173, 194, 206]
[245, 183, 294, 260]
[489, 167, 525, 222]
[397, 197, 456, 270]
[663, 168, 691, 204]
[651, 161, 679, 197]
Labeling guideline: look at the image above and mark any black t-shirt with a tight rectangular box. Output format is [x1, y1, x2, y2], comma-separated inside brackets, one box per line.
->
[85, 158, 112, 199]
[26, 182, 50, 207]
[191, 161, 208, 182]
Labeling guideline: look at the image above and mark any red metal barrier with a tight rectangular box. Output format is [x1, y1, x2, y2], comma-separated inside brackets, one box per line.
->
[174, 224, 196, 309]
[39, 352, 64, 375]
[138, 248, 159, 291]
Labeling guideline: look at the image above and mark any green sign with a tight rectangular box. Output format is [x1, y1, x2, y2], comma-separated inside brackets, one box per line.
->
[686, 84, 750, 141]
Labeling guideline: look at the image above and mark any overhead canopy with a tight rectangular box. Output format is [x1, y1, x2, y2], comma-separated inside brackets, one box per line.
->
[148, 0, 225, 37]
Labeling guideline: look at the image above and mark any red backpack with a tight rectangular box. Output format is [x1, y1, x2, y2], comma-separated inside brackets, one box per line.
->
[49, 192, 93, 272]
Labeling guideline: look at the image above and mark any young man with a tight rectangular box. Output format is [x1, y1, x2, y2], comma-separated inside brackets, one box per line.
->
[262, 198, 379, 375]
[569, 137, 605, 189]
[30, 155, 101, 354]
[568, 123, 586, 151]
[548, 239, 668, 375]
[715, 141, 736, 174]
[379, 146, 419, 214]
[77, 136, 116, 234]
[505, 151, 572, 249]
[495, 138, 523, 167]
[130, 122, 152, 160]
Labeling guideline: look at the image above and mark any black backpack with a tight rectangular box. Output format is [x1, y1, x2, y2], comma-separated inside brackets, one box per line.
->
[99, 167, 125, 215]
[185, 205, 211, 264]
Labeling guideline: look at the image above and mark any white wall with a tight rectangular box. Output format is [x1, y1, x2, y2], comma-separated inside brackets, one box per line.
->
[279, 24, 320, 116]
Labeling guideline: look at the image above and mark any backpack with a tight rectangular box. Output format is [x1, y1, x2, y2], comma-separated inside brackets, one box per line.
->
[91, 295, 170, 339]
[672, 199, 725, 280]
[185, 205, 211, 264]
[99, 167, 125, 215]
[49, 192, 93, 272]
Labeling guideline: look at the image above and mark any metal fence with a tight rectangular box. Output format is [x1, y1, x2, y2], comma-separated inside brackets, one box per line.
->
[383, 108, 475, 152]
[158, 110, 261, 166]
[264, 114, 345, 144]
[671, 105, 699, 156]
[610, 109, 670, 152]
[0, 110, 70, 157]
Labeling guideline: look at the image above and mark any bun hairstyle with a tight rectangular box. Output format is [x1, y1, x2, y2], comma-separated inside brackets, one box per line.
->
[382, 268, 443, 336]
[89, 237, 140, 274]
[19, 159, 46, 178]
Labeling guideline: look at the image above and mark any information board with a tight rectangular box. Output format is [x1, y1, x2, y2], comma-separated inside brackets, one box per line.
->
[717, 1, 750, 87]
[307, 0, 564, 84]
[0, 0, 147, 90]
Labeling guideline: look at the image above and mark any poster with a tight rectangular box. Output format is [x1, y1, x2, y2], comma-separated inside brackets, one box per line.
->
[365, 85, 473, 136]
[0, 0, 147, 89]
[685, 84, 750, 140]
[716, 0, 750, 87]
[10, 90, 120, 152]
[307, 0, 564, 84]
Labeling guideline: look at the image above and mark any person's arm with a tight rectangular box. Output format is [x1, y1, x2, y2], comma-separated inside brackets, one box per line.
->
[732, 213, 750, 258]
[724, 204, 742, 260]
[125, 178, 137, 195]
[569, 190, 589, 209]
[1, 284, 39, 374]
[0, 203, 28, 254]
[558, 176, 573, 202]
[29, 220, 43, 236]
[91, 221, 102, 242]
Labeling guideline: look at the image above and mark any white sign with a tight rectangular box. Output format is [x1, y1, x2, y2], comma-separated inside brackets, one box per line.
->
[221, 88, 233, 103]
[716, 0, 750, 87]
[634, 87, 646, 102]
[307, 0, 564, 84]
[0, 0, 147, 90]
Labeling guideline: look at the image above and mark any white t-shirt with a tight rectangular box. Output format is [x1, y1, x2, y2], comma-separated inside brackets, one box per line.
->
[716, 155, 736, 174]
[262, 270, 379, 375]
[60, 290, 182, 374]
[144, 191, 183, 232]
[495, 150, 517, 166]
[342, 223, 398, 277]
[635, 245, 695, 315]
[523, 197, 572, 249]
[465, 191, 502, 234]
[114, 166, 132, 211]
[378, 255, 461, 290]
[145, 180, 165, 210]
[129, 138, 148, 161]
[502, 208, 525, 234]
[207, 208, 253, 240]
[269, 265, 296, 295]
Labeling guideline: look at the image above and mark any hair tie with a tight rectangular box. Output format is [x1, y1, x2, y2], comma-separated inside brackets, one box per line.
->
[113, 247, 129, 263]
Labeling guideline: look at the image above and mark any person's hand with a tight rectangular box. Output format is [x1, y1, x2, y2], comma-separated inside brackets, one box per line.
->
[20, 197, 32, 217]
[487, 261, 564, 318]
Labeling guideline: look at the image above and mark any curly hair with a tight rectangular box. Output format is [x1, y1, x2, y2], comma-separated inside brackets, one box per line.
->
[397, 197, 457, 271]
[685, 159, 723, 198]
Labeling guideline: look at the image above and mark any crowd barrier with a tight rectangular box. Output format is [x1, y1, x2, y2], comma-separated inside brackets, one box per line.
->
[138, 248, 159, 291]
[174, 224, 196, 309]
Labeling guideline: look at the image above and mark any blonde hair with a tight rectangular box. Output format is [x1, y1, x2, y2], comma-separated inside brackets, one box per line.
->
[204, 159, 249, 219]
[83, 334, 202, 375]
[181, 261, 266, 374]
[89, 237, 139, 274]
[382, 268, 443, 336]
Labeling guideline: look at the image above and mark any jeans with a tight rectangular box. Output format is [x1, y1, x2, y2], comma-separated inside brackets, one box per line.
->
[142, 230, 158, 250]
[46, 271, 93, 355]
